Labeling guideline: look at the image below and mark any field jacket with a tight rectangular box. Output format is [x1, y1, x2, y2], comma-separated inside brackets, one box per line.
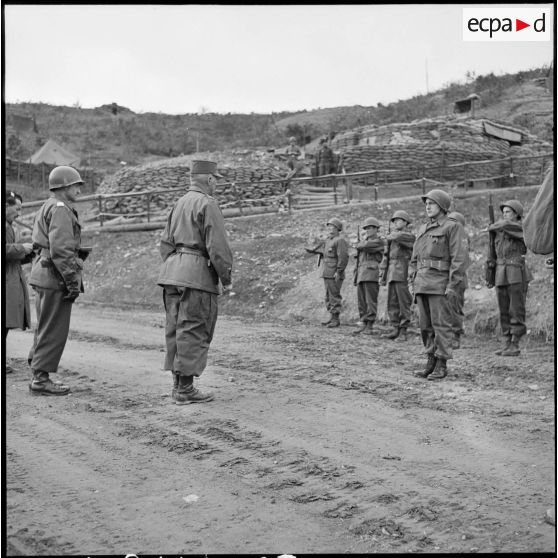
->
[409, 215, 467, 295]
[320, 234, 349, 279]
[488, 219, 533, 286]
[157, 186, 233, 294]
[379, 231, 416, 283]
[5, 222, 32, 329]
[354, 237, 385, 283]
[29, 197, 84, 293]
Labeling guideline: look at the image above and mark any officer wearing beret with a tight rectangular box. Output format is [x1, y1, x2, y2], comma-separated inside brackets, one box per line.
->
[410, 189, 467, 380]
[487, 199, 532, 357]
[318, 217, 349, 328]
[380, 210, 416, 341]
[28, 166, 87, 395]
[352, 217, 385, 335]
[158, 160, 233, 404]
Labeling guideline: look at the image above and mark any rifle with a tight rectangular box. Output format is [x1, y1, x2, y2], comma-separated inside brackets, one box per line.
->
[485, 193, 497, 288]
[353, 225, 361, 285]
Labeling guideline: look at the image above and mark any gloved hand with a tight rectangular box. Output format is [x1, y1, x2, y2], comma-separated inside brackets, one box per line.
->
[63, 288, 80, 302]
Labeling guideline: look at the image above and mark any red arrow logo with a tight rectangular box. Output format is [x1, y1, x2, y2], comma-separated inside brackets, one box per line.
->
[516, 19, 530, 31]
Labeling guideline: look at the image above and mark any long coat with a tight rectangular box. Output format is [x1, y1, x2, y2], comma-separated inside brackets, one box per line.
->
[157, 185, 233, 294]
[320, 234, 349, 279]
[5, 222, 32, 330]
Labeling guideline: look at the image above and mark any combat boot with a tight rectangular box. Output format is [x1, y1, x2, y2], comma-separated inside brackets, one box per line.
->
[327, 314, 340, 328]
[321, 314, 333, 326]
[451, 333, 461, 349]
[174, 375, 214, 405]
[397, 328, 408, 342]
[29, 370, 70, 396]
[501, 336, 521, 357]
[415, 354, 437, 378]
[351, 322, 368, 336]
[494, 336, 512, 355]
[383, 326, 400, 340]
[171, 372, 179, 398]
[428, 357, 448, 381]
[361, 322, 375, 335]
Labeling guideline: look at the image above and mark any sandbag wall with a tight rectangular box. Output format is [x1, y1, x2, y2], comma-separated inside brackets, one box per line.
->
[96, 160, 288, 215]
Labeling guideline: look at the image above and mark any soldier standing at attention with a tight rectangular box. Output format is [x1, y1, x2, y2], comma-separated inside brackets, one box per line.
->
[351, 217, 385, 336]
[158, 160, 233, 404]
[320, 217, 349, 328]
[316, 138, 334, 177]
[447, 211, 471, 349]
[410, 189, 467, 381]
[380, 210, 415, 342]
[5, 192, 33, 373]
[28, 166, 86, 395]
[487, 200, 532, 357]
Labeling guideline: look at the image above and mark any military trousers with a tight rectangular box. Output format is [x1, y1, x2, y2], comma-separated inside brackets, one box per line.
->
[386, 281, 412, 329]
[448, 282, 466, 336]
[324, 277, 343, 316]
[356, 281, 379, 324]
[416, 293, 453, 360]
[163, 286, 218, 377]
[496, 282, 528, 338]
[28, 287, 73, 374]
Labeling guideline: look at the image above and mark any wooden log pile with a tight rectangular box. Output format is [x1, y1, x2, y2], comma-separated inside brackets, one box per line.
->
[96, 158, 289, 215]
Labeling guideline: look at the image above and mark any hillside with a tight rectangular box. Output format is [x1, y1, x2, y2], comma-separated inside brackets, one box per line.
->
[5, 66, 552, 178]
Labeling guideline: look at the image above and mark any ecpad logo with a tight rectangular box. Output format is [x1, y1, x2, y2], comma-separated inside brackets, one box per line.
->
[463, 8, 551, 41]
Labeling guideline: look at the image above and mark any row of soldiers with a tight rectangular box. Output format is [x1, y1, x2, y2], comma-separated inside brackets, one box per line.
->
[307, 188, 532, 381]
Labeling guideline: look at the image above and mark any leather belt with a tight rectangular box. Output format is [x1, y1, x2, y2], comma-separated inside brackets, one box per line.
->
[497, 257, 524, 266]
[175, 246, 209, 259]
[418, 259, 450, 271]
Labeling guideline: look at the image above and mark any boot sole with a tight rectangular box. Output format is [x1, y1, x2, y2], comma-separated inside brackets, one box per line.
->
[175, 395, 215, 405]
[29, 388, 70, 396]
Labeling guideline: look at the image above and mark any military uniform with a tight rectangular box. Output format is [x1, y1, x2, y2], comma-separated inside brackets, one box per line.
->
[285, 142, 302, 170]
[488, 219, 532, 345]
[5, 221, 32, 333]
[380, 230, 415, 336]
[28, 198, 84, 377]
[319, 226, 349, 326]
[157, 166, 233, 401]
[353, 237, 385, 331]
[410, 214, 467, 367]
[316, 143, 334, 176]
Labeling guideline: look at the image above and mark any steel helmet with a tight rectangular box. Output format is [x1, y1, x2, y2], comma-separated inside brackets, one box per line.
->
[289, 136, 297, 143]
[362, 217, 381, 229]
[500, 199, 524, 219]
[327, 217, 343, 231]
[421, 189, 451, 213]
[447, 211, 466, 226]
[390, 210, 412, 224]
[48, 166, 84, 190]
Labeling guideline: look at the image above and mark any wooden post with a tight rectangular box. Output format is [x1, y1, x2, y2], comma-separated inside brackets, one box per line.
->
[146, 193, 151, 223]
[374, 186, 378, 201]
[28, 162, 31, 188]
[333, 175, 338, 205]
[98, 196, 104, 227]
[421, 177, 426, 195]
[287, 189, 292, 213]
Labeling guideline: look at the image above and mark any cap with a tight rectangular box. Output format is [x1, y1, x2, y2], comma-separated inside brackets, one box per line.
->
[190, 160, 223, 178]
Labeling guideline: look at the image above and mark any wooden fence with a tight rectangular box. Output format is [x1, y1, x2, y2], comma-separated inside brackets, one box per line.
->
[20, 152, 553, 228]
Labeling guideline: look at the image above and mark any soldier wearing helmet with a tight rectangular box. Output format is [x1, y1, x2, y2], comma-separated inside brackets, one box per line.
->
[27, 166, 86, 396]
[409, 188, 467, 380]
[486, 198, 532, 357]
[285, 136, 302, 171]
[447, 211, 471, 349]
[380, 209, 416, 341]
[351, 216, 385, 335]
[158, 160, 233, 404]
[318, 217, 349, 328]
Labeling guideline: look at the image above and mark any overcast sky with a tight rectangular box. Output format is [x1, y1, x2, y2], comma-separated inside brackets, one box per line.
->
[4, 4, 554, 114]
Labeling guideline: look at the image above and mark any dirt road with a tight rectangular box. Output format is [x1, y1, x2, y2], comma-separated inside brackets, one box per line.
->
[5, 304, 555, 554]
